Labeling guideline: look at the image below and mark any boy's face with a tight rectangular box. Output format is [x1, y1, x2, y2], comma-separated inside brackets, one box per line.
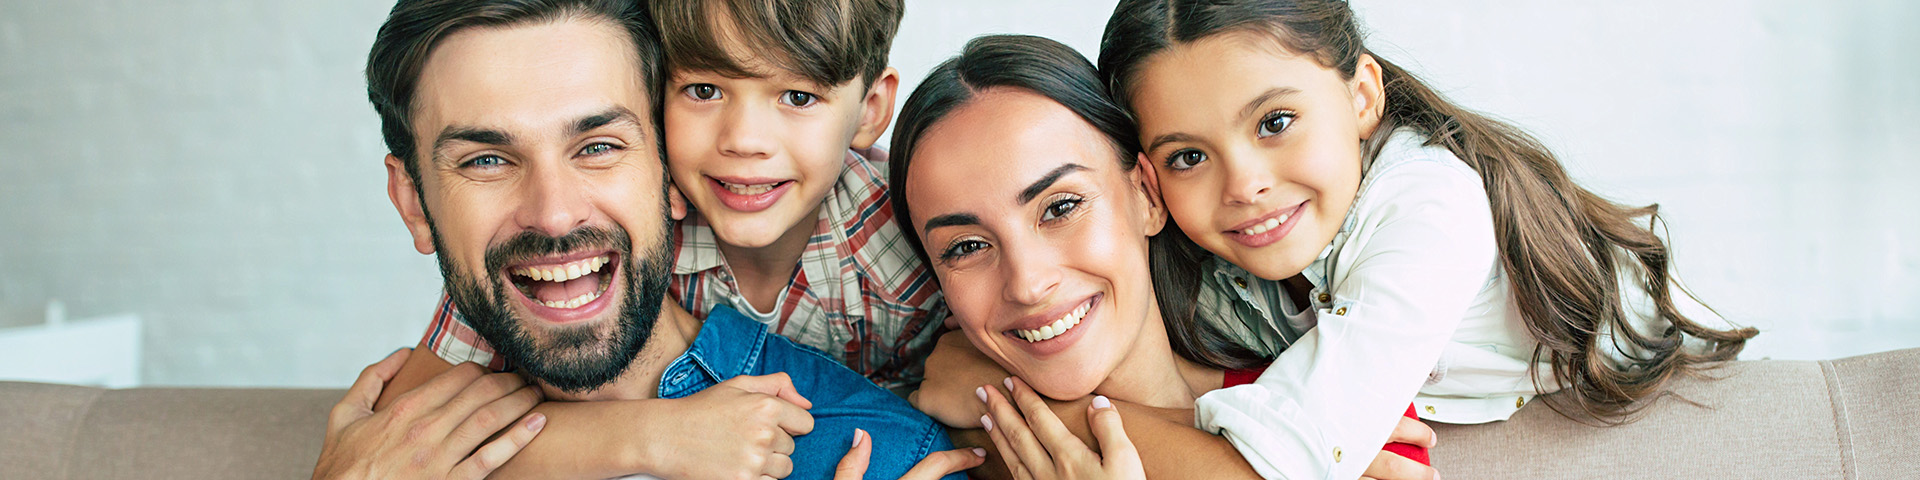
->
[664, 65, 897, 249]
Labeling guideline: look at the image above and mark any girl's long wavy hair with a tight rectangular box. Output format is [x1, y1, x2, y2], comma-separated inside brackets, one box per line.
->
[1099, 0, 1757, 423]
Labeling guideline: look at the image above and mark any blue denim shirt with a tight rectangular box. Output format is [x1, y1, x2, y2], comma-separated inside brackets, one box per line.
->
[656, 305, 960, 480]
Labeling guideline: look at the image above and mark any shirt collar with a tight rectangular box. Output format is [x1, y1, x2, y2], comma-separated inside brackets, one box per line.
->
[672, 305, 769, 385]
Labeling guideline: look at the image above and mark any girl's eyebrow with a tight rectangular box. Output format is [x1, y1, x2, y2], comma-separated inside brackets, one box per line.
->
[1239, 86, 1302, 119]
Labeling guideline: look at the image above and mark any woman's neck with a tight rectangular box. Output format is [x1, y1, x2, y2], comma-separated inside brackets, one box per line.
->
[1091, 305, 1226, 409]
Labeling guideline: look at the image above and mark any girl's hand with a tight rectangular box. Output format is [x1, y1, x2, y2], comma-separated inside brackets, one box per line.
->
[833, 428, 987, 480]
[980, 376, 1144, 480]
[909, 331, 1007, 428]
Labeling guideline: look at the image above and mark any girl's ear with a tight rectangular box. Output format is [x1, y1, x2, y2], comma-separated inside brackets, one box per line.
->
[1351, 53, 1387, 140]
[1131, 153, 1169, 236]
[850, 67, 901, 149]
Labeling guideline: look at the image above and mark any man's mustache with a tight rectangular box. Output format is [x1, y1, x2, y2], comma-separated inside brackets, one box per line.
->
[483, 226, 632, 275]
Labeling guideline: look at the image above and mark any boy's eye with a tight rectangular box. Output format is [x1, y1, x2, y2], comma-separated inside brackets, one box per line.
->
[781, 91, 817, 107]
[685, 84, 720, 100]
[1165, 149, 1207, 170]
[1257, 111, 1296, 138]
[1041, 196, 1082, 222]
[463, 154, 507, 169]
[940, 238, 989, 261]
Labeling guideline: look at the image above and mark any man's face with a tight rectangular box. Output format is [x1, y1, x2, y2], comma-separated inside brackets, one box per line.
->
[386, 17, 669, 394]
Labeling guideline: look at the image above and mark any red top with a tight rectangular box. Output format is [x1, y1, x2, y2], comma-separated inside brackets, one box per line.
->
[1222, 366, 1431, 466]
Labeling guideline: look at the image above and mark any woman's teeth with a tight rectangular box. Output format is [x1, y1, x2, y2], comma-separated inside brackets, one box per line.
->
[1016, 301, 1091, 343]
[513, 255, 609, 282]
[721, 181, 778, 195]
[1241, 211, 1291, 235]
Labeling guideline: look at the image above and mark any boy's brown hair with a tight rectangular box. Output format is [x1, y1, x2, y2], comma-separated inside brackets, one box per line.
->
[652, 0, 902, 89]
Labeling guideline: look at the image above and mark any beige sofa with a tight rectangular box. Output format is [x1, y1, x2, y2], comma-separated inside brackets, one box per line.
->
[4, 348, 1916, 479]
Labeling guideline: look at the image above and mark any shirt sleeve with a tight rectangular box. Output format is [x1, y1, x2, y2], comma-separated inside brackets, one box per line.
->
[1193, 158, 1498, 480]
[418, 292, 509, 371]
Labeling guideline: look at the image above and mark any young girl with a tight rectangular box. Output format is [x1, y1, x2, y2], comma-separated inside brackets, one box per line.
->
[1098, 0, 1758, 478]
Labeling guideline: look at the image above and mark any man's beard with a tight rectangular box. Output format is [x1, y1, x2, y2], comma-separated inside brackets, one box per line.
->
[436, 224, 671, 395]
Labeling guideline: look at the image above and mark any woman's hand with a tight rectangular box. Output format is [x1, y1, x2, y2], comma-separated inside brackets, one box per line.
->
[909, 330, 1008, 428]
[980, 376, 1144, 480]
[833, 428, 987, 480]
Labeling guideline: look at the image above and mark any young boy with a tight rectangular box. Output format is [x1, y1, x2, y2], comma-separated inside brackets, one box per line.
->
[417, 0, 942, 391]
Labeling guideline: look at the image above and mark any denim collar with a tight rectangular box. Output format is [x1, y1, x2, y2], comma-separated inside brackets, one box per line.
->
[658, 306, 767, 398]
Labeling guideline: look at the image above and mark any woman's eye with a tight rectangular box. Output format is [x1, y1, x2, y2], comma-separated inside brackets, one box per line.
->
[463, 155, 507, 169]
[1041, 197, 1082, 222]
[941, 239, 988, 260]
[781, 91, 816, 107]
[1257, 111, 1296, 138]
[578, 143, 616, 156]
[685, 84, 720, 100]
[1166, 149, 1207, 170]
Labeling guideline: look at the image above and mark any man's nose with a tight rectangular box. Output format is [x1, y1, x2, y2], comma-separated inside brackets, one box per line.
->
[515, 161, 591, 237]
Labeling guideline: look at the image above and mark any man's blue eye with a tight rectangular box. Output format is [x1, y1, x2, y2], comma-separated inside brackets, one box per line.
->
[580, 143, 613, 156]
[467, 155, 505, 168]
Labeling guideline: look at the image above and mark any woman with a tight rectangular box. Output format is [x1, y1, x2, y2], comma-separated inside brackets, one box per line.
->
[888, 35, 1433, 480]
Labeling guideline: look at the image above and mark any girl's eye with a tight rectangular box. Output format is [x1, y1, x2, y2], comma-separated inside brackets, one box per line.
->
[685, 84, 720, 100]
[1165, 149, 1208, 170]
[781, 91, 817, 107]
[1257, 111, 1296, 138]
[940, 238, 989, 261]
[463, 154, 507, 169]
[1041, 196, 1082, 222]
[578, 143, 617, 156]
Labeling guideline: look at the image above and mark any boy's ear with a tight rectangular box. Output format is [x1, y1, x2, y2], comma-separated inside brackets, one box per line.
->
[1131, 153, 1169, 236]
[849, 67, 901, 149]
[385, 154, 436, 255]
[1351, 53, 1386, 140]
[667, 181, 688, 221]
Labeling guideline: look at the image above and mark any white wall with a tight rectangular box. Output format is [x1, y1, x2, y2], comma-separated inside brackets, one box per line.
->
[0, 0, 1913, 387]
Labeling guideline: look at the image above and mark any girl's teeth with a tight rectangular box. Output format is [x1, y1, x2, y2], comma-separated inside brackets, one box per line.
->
[1243, 215, 1287, 235]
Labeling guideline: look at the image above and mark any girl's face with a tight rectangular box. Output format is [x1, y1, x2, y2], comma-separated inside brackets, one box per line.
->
[904, 88, 1169, 401]
[1129, 32, 1382, 281]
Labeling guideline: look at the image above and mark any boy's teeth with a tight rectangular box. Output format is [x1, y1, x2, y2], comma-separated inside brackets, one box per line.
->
[1015, 301, 1092, 343]
[514, 255, 611, 283]
[722, 181, 778, 195]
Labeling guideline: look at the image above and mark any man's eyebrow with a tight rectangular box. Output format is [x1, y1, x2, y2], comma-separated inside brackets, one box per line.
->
[432, 127, 513, 162]
[1239, 86, 1302, 120]
[1018, 164, 1090, 204]
[569, 107, 642, 137]
[922, 213, 980, 234]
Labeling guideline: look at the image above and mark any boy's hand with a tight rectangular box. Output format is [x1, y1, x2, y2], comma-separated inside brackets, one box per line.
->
[834, 428, 987, 480]
[910, 330, 1005, 428]
[646, 373, 815, 480]
[313, 350, 546, 480]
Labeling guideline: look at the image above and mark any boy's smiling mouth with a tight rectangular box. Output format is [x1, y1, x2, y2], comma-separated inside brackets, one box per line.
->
[706, 175, 797, 213]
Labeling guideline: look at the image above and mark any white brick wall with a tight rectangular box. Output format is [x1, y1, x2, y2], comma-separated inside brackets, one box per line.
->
[0, 0, 1913, 387]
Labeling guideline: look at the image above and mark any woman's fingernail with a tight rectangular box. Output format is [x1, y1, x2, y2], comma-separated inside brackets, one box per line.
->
[853, 428, 868, 448]
[1003, 377, 1014, 392]
[525, 413, 546, 431]
[972, 448, 987, 457]
[1092, 395, 1113, 410]
[976, 386, 988, 403]
[981, 414, 994, 432]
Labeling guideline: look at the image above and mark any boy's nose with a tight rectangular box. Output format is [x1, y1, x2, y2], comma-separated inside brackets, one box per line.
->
[717, 104, 777, 159]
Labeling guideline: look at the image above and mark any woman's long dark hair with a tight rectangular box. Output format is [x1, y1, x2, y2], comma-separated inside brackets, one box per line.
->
[1099, 0, 1758, 423]
[889, 34, 1268, 371]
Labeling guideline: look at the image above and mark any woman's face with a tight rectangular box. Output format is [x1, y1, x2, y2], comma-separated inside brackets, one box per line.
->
[1128, 32, 1380, 281]
[904, 88, 1168, 401]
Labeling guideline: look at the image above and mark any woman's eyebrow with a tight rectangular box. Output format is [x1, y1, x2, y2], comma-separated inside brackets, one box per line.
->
[1018, 164, 1089, 204]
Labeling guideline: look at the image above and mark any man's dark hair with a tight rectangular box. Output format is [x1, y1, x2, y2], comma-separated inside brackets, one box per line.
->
[366, 0, 665, 185]
[652, 0, 901, 89]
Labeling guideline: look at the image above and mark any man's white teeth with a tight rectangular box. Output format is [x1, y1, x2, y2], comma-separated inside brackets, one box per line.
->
[722, 181, 777, 195]
[1016, 301, 1091, 343]
[514, 255, 610, 282]
[1242, 212, 1290, 235]
[540, 289, 601, 309]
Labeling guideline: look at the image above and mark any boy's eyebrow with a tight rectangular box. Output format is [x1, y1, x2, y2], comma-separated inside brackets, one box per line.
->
[432, 126, 514, 163]
[569, 107, 642, 137]
[1239, 87, 1302, 119]
[1018, 164, 1089, 204]
[922, 213, 981, 233]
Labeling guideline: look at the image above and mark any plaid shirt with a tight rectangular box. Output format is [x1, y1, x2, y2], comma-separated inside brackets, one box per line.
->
[421, 148, 948, 388]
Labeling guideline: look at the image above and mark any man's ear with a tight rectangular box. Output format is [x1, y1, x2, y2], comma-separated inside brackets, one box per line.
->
[1351, 53, 1386, 140]
[849, 67, 901, 149]
[1131, 153, 1169, 236]
[385, 154, 436, 255]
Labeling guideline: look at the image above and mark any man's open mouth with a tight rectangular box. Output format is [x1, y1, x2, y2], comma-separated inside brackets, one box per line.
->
[506, 253, 616, 309]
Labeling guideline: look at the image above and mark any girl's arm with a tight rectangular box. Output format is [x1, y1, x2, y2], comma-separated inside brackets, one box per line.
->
[1195, 158, 1496, 479]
